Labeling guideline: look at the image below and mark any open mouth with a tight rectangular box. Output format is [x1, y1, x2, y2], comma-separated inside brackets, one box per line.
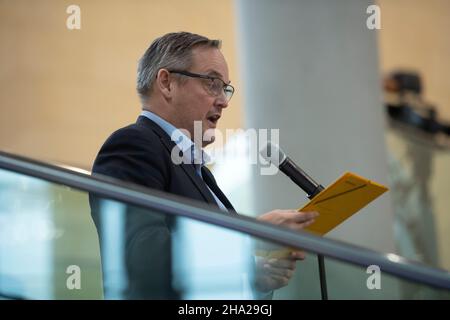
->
[207, 114, 221, 127]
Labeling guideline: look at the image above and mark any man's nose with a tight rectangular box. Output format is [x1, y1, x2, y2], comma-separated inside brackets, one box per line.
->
[215, 92, 229, 109]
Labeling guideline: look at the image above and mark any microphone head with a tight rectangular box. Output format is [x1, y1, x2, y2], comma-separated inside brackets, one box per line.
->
[259, 142, 287, 167]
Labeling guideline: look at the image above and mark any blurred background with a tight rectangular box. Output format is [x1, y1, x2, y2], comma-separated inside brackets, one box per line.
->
[0, 0, 449, 299]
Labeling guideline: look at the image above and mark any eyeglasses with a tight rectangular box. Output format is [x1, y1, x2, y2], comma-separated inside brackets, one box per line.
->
[168, 70, 235, 102]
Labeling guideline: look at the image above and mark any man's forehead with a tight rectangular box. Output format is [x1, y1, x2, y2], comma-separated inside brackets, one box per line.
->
[191, 47, 229, 81]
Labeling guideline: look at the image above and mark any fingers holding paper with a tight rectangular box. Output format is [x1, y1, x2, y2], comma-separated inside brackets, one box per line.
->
[257, 209, 319, 232]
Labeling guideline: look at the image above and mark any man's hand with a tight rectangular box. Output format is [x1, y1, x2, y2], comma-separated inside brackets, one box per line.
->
[253, 251, 306, 292]
[253, 209, 318, 292]
[257, 209, 319, 232]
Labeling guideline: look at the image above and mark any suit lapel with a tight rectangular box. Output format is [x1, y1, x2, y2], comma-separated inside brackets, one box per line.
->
[178, 161, 219, 206]
[201, 166, 237, 213]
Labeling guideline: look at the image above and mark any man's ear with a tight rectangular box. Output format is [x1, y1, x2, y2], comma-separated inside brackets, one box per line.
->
[156, 69, 173, 99]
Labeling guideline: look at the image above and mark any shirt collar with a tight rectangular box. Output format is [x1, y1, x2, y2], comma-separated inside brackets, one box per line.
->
[141, 110, 210, 165]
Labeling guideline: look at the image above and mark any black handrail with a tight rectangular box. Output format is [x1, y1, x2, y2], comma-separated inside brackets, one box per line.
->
[1, 150, 450, 290]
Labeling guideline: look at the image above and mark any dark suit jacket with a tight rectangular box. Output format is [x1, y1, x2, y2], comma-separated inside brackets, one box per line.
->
[89, 116, 236, 299]
[92, 116, 235, 210]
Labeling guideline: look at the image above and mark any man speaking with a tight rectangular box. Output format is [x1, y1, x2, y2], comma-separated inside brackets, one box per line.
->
[90, 32, 318, 299]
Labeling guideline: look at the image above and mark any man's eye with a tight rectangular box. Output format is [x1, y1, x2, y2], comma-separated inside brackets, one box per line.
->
[207, 79, 216, 87]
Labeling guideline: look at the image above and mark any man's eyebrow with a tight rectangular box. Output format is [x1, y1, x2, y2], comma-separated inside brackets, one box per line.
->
[205, 70, 231, 84]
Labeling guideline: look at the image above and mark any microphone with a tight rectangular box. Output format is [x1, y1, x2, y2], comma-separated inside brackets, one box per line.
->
[260, 142, 324, 199]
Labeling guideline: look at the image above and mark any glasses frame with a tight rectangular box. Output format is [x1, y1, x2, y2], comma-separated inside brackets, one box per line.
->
[167, 69, 235, 101]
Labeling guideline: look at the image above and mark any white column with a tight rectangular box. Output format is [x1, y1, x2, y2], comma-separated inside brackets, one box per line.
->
[236, 0, 398, 298]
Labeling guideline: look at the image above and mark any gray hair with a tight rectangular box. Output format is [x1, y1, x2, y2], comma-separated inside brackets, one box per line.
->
[137, 32, 221, 102]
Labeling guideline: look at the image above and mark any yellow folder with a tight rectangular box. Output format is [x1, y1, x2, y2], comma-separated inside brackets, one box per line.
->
[301, 171, 388, 236]
[255, 172, 388, 258]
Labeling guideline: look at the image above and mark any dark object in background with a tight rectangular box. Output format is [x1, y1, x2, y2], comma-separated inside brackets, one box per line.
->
[386, 72, 422, 94]
[384, 71, 450, 136]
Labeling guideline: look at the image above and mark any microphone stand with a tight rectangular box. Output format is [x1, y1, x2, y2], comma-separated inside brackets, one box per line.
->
[307, 186, 328, 300]
[318, 254, 328, 300]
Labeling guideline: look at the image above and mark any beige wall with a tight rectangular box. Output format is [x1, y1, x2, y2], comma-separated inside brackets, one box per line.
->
[378, 0, 450, 120]
[0, 0, 243, 169]
[2, 1, 448, 169]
